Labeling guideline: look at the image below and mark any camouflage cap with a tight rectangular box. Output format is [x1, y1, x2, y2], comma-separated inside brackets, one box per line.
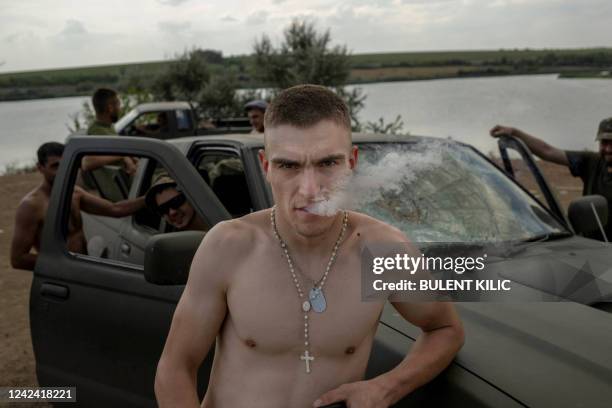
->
[596, 117, 612, 141]
[145, 176, 180, 210]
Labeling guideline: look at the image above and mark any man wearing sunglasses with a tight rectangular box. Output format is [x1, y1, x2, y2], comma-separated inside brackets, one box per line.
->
[145, 176, 207, 231]
[11, 142, 146, 271]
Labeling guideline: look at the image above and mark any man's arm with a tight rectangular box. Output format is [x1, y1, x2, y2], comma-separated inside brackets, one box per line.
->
[315, 226, 464, 408]
[490, 125, 569, 165]
[10, 199, 42, 271]
[315, 304, 463, 408]
[81, 156, 138, 174]
[375, 301, 464, 405]
[155, 222, 235, 408]
[77, 186, 145, 217]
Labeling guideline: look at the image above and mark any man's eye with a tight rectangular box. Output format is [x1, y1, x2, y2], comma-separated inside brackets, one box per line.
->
[278, 163, 297, 169]
[320, 160, 338, 167]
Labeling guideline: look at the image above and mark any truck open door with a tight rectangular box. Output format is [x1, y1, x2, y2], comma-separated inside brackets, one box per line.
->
[497, 135, 571, 229]
[32, 136, 230, 407]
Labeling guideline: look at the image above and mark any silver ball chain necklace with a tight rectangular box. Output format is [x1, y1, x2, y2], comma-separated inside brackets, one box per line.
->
[270, 206, 349, 374]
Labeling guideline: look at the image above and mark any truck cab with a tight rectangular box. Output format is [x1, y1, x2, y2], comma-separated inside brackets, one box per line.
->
[114, 102, 251, 140]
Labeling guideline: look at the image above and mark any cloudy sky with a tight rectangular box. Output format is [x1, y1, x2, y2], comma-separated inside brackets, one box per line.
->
[1, 0, 610, 73]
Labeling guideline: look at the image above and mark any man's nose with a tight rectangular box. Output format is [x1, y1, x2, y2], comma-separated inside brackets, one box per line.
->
[297, 168, 320, 198]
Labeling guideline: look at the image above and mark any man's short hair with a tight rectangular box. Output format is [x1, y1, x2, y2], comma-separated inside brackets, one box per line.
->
[92, 88, 118, 115]
[37, 142, 64, 165]
[264, 84, 351, 131]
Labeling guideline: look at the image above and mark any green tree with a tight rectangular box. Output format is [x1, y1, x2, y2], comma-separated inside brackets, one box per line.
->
[253, 20, 351, 88]
[152, 48, 211, 102]
[198, 74, 242, 119]
[253, 20, 367, 130]
[252, 19, 402, 134]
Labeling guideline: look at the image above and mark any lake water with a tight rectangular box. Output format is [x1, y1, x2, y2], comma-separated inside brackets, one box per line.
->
[1, 74, 611, 172]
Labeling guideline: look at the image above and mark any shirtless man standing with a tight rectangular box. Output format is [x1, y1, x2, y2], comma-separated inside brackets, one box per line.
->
[10, 142, 145, 271]
[155, 85, 464, 408]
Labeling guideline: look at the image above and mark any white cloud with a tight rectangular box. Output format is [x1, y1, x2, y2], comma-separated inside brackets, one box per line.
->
[157, 0, 191, 6]
[158, 20, 192, 35]
[246, 10, 269, 25]
[60, 19, 87, 36]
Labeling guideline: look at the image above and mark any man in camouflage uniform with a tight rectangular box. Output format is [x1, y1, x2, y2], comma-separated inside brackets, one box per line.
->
[490, 117, 612, 240]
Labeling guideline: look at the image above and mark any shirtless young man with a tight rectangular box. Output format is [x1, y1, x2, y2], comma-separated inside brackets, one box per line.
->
[10, 142, 145, 271]
[155, 85, 464, 408]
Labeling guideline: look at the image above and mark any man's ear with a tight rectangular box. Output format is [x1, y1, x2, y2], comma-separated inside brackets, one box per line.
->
[349, 145, 358, 170]
[258, 149, 269, 175]
[36, 163, 43, 173]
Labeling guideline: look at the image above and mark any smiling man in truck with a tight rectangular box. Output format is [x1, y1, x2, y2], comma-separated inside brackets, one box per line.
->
[155, 85, 464, 408]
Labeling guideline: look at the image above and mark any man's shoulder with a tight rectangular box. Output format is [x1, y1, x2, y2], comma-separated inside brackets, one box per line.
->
[347, 210, 407, 243]
[565, 149, 599, 160]
[87, 121, 117, 135]
[203, 209, 270, 252]
[16, 189, 46, 219]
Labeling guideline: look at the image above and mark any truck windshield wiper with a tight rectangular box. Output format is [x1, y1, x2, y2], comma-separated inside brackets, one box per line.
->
[522, 231, 573, 242]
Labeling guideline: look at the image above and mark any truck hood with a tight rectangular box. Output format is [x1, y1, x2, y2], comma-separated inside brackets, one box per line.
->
[382, 236, 612, 407]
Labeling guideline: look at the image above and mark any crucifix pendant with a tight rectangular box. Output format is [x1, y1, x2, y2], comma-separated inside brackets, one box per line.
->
[309, 287, 326, 313]
[300, 350, 314, 373]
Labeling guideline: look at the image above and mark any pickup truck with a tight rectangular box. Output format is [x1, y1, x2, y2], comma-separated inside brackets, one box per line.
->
[31, 133, 612, 407]
[75, 101, 252, 140]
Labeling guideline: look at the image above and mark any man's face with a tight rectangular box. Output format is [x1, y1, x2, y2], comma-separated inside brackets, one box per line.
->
[599, 139, 612, 166]
[37, 155, 61, 185]
[108, 96, 121, 123]
[155, 188, 194, 229]
[248, 109, 265, 133]
[259, 120, 358, 238]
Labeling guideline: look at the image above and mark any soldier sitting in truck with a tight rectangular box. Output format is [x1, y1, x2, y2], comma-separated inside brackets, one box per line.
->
[145, 176, 207, 232]
[10, 142, 146, 271]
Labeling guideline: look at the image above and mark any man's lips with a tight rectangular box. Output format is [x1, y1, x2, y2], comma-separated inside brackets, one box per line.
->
[295, 205, 320, 214]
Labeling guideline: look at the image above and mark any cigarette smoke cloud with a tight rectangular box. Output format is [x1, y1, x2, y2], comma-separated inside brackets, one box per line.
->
[304, 140, 445, 216]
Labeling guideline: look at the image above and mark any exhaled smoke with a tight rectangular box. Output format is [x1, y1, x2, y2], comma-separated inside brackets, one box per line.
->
[304, 141, 445, 216]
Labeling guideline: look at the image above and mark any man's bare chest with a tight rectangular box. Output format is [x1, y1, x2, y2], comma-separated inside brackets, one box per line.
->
[226, 252, 383, 356]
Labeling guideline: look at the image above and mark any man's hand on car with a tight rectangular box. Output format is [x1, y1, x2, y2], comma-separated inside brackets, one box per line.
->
[123, 156, 138, 175]
[314, 378, 394, 408]
[490, 125, 517, 138]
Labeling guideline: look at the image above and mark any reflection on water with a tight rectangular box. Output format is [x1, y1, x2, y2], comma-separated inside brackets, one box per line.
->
[2, 74, 612, 171]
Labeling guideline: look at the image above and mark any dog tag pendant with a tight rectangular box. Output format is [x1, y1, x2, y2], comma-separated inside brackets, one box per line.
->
[309, 287, 326, 313]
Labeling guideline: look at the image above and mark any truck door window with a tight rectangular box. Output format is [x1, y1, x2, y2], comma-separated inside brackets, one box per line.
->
[129, 112, 170, 137]
[176, 110, 193, 131]
[196, 151, 254, 217]
[80, 163, 133, 203]
[65, 153, 208, 267]
[63, 154, 145, 263]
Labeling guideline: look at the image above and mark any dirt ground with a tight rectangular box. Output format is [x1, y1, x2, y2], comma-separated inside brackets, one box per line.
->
[0, 162, 582, 406]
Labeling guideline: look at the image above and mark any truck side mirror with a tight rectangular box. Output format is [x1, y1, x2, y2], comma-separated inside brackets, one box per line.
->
[567, 195, 608, 239]
[144, 231, 205, 285]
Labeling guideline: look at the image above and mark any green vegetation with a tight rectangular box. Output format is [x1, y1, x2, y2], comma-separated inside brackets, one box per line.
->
[1, 44, 611, 102]
[2, 161, 37, 176]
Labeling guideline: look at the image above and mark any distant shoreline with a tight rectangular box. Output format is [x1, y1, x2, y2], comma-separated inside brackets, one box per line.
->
[1, 47, 611, 102]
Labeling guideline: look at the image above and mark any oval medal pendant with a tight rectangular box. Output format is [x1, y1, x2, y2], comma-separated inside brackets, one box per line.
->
[309, 288, 326, 313]
[302, 300, 311, 312]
